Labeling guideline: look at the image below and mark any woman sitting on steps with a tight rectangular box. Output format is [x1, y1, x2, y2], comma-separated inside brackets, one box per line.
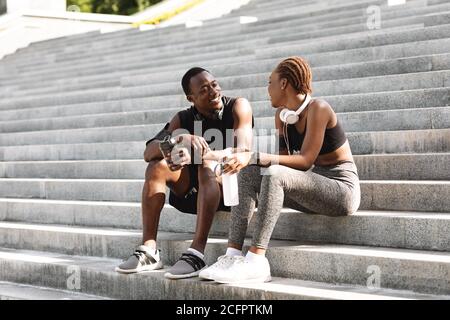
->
[201, 56, 361, 284]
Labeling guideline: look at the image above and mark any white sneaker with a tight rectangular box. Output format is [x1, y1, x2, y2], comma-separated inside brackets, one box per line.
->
[213, 256, 271, 284]
[199, 255, 241, 280]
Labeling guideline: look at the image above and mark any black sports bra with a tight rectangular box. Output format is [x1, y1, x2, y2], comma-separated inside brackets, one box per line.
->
[283, 116, 347, 155]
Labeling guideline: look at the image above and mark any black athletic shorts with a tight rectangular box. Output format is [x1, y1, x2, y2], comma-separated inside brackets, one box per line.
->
[168, 164, 231, 215]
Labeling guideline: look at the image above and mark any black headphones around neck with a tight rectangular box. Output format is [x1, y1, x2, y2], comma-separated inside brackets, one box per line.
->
[192, 105, 224, 121]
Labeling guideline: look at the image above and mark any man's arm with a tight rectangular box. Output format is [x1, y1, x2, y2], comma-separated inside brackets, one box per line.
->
[209, 98, 255, 174]
[202, 98, 254, 162]
[233, 97, 254, 152]
[143, 115, 181, 163]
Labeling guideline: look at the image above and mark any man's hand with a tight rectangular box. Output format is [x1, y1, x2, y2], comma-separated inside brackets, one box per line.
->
[222, 152, 252, 175]
[177, 134, 210, 155]
[165, 146, 191, 171]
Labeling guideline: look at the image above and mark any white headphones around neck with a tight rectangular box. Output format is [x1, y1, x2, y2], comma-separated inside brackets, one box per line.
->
[279, 94, 312, 125]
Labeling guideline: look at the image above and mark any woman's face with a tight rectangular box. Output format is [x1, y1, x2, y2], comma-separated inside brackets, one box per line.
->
[268, 71, 285, 109]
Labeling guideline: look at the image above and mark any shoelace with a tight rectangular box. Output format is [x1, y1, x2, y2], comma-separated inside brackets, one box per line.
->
[211, 255, 232, 268]
[133, 250, 146, 258]
[232, 256, 247, 265]
[132, 249, 156, 265]
[179, 253, 205, 271]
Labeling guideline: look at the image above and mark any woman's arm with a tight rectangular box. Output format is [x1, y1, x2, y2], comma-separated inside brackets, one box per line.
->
[259, 100, 332, 170]
[220, 100, 333, 174]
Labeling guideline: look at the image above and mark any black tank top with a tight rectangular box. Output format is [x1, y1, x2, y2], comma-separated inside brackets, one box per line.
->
[285, 115, 347, 155]
[177, 96, 254, 150]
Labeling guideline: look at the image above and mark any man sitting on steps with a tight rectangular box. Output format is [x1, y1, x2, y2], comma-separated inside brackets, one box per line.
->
[116, 67, 254, 279]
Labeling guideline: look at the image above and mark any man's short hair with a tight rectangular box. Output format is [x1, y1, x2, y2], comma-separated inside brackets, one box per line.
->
[181, 67, 210, 96]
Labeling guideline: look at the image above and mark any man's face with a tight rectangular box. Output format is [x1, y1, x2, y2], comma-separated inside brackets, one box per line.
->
[187, 71, 223, 117]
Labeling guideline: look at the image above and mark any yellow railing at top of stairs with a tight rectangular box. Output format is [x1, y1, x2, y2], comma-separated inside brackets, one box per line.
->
[132, 0, 205, 27]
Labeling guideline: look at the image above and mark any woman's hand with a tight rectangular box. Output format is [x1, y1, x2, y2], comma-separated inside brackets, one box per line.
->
[222, 152, 252, 175]
[202, 149, 228, 162]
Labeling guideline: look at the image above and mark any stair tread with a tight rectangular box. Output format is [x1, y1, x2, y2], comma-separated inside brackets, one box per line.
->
[0, 281, 111, 300]
[0, 221, 449, 261]
[0, 247, 447, 300]
[0, 198, 449, 215]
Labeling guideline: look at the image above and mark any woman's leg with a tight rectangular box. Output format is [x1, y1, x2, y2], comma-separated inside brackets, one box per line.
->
[198, 165, 264, 281]
[211, 164, 361, 284]
[252, 165, 360, 250]
[228, 165, 263, 250]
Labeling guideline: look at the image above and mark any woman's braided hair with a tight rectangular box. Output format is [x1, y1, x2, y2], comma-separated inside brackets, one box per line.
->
[276, 57, 312, 95]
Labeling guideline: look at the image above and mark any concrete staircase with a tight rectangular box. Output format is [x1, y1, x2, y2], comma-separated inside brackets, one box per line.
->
[0, 0, 449, 300]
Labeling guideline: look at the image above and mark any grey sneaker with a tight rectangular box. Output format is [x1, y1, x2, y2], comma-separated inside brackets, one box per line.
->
[164, 251, 207, 279]
[115, 245, 163, 274]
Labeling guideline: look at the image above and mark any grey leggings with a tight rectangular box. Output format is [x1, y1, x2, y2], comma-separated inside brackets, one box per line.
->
[229, 161, 361, 249]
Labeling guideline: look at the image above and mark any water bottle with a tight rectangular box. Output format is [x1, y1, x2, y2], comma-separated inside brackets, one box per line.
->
[221, 148, 239, 206]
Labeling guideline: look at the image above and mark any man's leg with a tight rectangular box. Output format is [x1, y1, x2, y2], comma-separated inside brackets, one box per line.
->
[141, 159, 191, 249]
[190, 160, 222, 253]
[164, 161, 222, 279]
[116, 159, 191, 274]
